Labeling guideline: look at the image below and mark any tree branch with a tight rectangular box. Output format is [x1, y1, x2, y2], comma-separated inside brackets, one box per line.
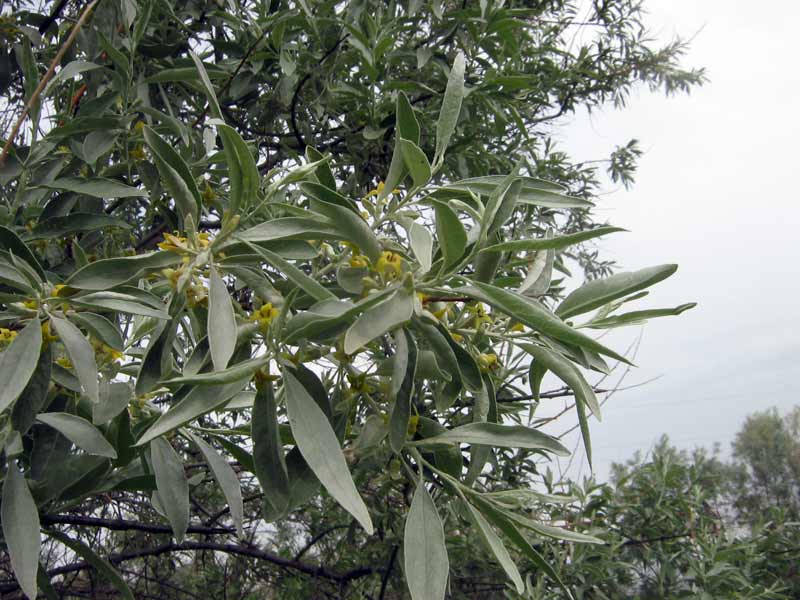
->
[0, 541, 378, 594]
[0, 0, 100, 166]
[41, 513, 234, 536]
[290, 36, 347, 151]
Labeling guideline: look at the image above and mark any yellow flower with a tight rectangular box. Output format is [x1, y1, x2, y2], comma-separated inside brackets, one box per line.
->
[134, 120, 146, 133]
[56, 356, 73, 369]
[41, 321, 58, 347]
[186, 282, 208, 308]
[477, 353, 499, 372]
[92, 339, 123, 365]
[468, 303, 492, 329]
[375, 251, 402, 280]
[22, 299, 38, 309]
[349, 254, 369, 269]
[407, 415, 420, 436]
[51, 284, 72, 298]
[510, 322, 525, 332]
[202, 181, 217, 204]
[197, 232, 212, 249]
[129, 145, 146, 161]
[364, 181, 400, 198]
[250, 303, 280, 333]
[161, 267, 184, 289]
[157, 232, 189, 253]
[450, 332, 464, 343]
[0, 328, 18, 348]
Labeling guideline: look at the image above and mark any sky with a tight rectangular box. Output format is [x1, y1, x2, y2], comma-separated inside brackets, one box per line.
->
[548, 0, 800, 480]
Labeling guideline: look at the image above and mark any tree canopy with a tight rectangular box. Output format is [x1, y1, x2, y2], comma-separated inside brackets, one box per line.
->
[0, 0, 704, 598]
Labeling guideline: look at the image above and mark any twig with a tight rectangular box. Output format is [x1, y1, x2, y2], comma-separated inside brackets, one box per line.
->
[378, 545, 399, 599]
[0, 0, 101, 167]
[41, 513, 234, 536]
[191, 29, 270, 128]
[293, 524, 351, 561]
[289, 35, 347, 151]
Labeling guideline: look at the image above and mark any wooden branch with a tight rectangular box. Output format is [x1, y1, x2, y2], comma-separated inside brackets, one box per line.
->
[41, 513, 234, 536]
[0, 540, 379, 593]
[0, 0, 101, 167]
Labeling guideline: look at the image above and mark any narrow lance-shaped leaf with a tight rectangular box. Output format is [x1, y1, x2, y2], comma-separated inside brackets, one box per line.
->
[434, 51, 466, 166]
[161, 356, 268, 386]
[216, 122, 259, 215]
[399, 139, 431, 188]
[414, 422, 569, 455]
[456, 281, 632, 365]
[239, 238, 336, 302]
[66, 251, 180, 290]
[310, 198, 382, 265]
[396, 91, 420, 143]
[519, 231, 554, 296]
[47, 531, 134, 600]
[71, 291, 170, 319]
[344, 289, 414, 355]
[190, 50, 223, 119]
[0, 225, 46, 280]
[142, 126, 201, 225]
[136, 378, 250, 445]
[208, 267, 237, 371]
[486, 226, 627, 253]
[150, 437, 190, 543]
[481, 171, 518, 242]
[462, 500, 524, 594]
[252, 380, 290, 517]
[404, 479, 449, 600]
[50, 315, 99, 403]
[39, 177, 144, 198]
[468, 494, 576, 600]
[521, 343, 602, 419]
[434, 201, 467, 273]
[283, 370, 373, 534]
[186, 431, 244, 538]
[405, 220, 433, 274]
[1, 462, 41, 600]
[556, 264, 678, 319]
[36, 413, 117, 458]
[389, 328, 417, 452]
[583, 302, 697, 329]
[0, 318, 42, 413]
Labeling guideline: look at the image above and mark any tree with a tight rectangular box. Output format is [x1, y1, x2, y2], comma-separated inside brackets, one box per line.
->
[0, 1, 701, 598]
[727, 407, 800, 522]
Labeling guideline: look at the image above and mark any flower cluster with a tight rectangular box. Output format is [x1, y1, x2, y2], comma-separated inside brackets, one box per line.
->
[41, 321, 58, 347]
[0, 328, 18, 348]
[92, 339, 124, 365]
[375, 251, 403, 280]
[250, 303, 280, 334]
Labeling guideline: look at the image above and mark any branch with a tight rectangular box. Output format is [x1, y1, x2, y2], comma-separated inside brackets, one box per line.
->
[293, 524, 351, 561]
[290, 36, 347, 151]
[0, 0, 100, 166]
[41, 513, 234, 536]
[378, 545, 399, 600]
[0, 541, 378, 594]
[191, 29, 271, 128]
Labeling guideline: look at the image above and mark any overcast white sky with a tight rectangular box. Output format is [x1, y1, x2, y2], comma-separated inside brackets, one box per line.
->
[548, 0, 800, 479]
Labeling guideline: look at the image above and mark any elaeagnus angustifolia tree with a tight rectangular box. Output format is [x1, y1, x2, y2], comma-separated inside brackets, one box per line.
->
[0, 0, 701, 597]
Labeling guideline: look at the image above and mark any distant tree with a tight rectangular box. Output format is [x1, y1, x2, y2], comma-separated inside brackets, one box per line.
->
[0, 1, 702, 598]
[727, 407, 800, 522]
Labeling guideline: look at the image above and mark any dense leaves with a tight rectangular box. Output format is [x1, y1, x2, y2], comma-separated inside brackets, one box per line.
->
[0, 0, 703, 597]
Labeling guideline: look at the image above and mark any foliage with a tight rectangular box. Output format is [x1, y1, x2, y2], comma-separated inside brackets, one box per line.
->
[0, 0, 703, 598]
[727, 407, 800, 523]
